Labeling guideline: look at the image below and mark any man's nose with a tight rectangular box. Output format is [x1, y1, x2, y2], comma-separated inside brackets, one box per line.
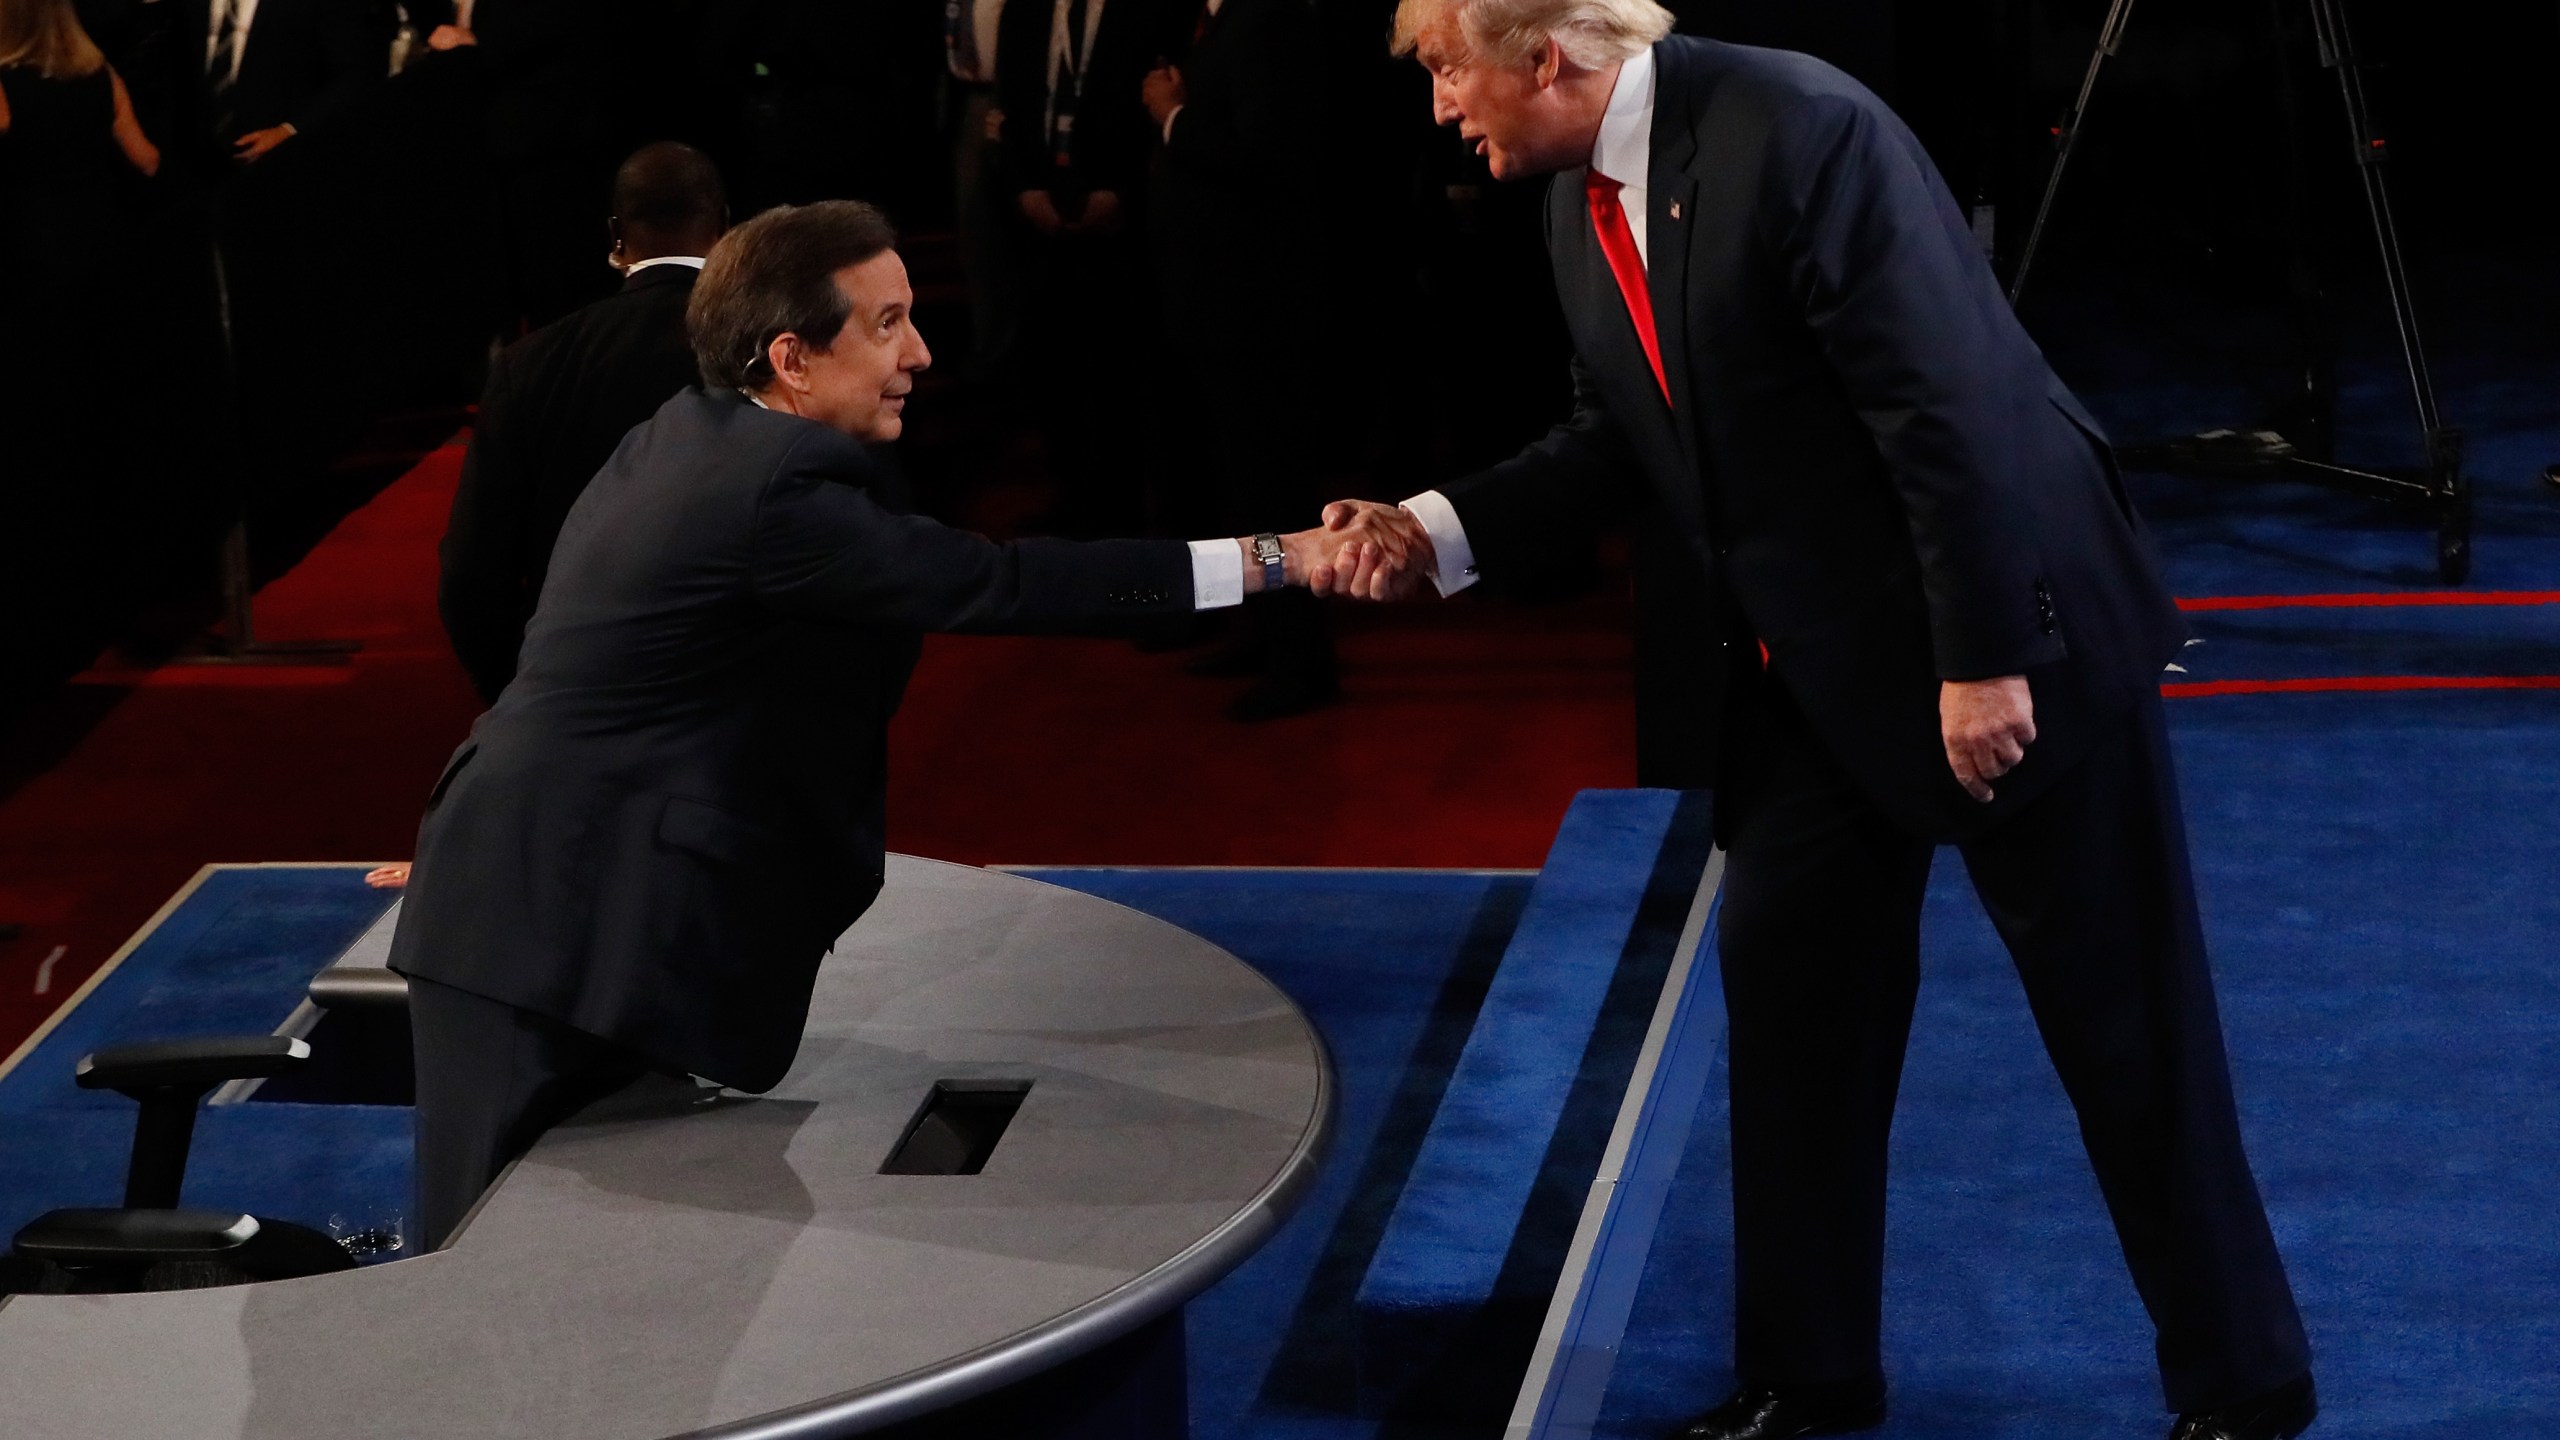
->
[1431, 77, 1461, 125]
[906, 325, 933, 372]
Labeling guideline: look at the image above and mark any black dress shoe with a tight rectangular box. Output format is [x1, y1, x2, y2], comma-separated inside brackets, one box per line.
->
[1668, 1379, 1886, 1439]
[2169, 1373, 2317, 1440]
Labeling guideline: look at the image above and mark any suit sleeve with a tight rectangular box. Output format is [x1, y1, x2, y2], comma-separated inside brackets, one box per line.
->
[438, 352, 535, 703]
[749, 436, 1195, 632]
[1436, 349, 1651, 592]
[1760, 93, 2064, 681]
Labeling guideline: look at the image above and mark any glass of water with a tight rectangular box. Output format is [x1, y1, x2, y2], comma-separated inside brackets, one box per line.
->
[327, 1209, 406, 1260]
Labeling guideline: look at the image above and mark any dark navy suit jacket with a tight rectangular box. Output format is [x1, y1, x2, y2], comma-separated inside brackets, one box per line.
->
[390, 387, 1193, 1091]
[1444, 37, 2188, 841]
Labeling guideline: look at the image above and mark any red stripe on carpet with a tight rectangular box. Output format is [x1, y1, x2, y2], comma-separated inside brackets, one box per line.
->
[2176, 590, 2560, 612]
[2163, 675, 2560, 697]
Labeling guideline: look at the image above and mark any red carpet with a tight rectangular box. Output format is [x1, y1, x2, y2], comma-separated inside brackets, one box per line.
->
[0, 439, 1637, 1061]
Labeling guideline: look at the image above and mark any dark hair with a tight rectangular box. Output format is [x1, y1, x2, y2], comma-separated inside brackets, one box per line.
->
[611, 141, 726, 234]
[688, 201, 898, 390]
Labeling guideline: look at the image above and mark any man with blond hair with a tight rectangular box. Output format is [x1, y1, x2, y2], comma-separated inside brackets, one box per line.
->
[1316, 2, 2316, 1437]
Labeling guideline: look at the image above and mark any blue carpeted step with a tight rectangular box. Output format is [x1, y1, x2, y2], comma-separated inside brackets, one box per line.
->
[1353, 788, 1712, 1415]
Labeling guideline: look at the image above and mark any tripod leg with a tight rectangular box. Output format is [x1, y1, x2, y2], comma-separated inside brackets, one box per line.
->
[2306, 0, 2467, 578]
[2008, 0, 2140, 306]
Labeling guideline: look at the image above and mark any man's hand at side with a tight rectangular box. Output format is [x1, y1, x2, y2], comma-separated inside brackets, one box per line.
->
[232, 124, 295, 163]
[1941, 675, 2035, 803]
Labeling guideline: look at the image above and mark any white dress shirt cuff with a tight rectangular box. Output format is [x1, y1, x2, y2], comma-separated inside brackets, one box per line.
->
[1161, 105, 1184, 144]
[1188, 537, 1244, 610]
[1400, 491, 1480, 597]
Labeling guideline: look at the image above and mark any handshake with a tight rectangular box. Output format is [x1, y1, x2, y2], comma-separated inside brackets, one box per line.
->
[1258, 501, 1441, 602]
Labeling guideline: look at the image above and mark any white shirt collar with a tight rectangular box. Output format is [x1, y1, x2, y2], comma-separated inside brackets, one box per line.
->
[624, 256, 707, 275]
[1590, 45, 1655, 192]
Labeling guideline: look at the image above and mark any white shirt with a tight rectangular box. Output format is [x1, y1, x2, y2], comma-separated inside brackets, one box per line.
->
[1402, 46, 1658, 597]
[623, 256, 706, 276]
[740, 391, 1242, 611]
[206, 0, 262, 86]
[947, 0, 1005, 85]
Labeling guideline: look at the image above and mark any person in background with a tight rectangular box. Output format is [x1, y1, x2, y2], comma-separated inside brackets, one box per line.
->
[184, 0, 388, 169]
[0, 0, 161, 693]
[1142, 0, 1336, 720]
[995, 0, 1166, 536]
[418, 0, 630, 329]
[944, 0, 1021, 386]
[438, 141, 727, 704]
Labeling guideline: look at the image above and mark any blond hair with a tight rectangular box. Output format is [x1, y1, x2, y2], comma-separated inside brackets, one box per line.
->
[1391, 0, 1672, 71]
[0, 0, 106, 78]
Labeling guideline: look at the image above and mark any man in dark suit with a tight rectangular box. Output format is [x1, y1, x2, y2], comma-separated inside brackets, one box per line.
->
[1139, 0, 1337, 720]
[417, 0, 654, 326]
[1318, 4, 2317, 1438]
[437, 141, 725, 704]
[388, 200, 1357, 1251]
[994, 0, 1165, 536]
[187, 0, 388, 166]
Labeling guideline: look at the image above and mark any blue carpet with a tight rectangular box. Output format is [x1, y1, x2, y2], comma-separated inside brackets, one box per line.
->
[1591, 689, 2560, 1439]
[1363, 792, 1688, 1316]
[2043, 251, 2560, 603]
[1028, 868, 1540, 1440]
[0, 867, 407, 1245]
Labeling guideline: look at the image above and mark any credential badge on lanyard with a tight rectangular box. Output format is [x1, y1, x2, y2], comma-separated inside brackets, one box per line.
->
[1046, 0, 1106, 169]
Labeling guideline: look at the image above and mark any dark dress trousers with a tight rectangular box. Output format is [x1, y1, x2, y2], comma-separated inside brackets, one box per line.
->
[1440, 38, 2309, 1411]
[390, 386, 1194, 1244]
[438, 262, 704, 703]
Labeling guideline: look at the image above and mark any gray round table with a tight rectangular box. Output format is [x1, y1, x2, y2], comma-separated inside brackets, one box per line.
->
[0, 857, 1333, 1439]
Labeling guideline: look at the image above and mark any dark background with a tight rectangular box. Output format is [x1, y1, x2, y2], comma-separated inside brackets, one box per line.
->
[3, 0, 2551, 725]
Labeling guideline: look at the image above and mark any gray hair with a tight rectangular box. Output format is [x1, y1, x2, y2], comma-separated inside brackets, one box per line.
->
[1391, 0, 1673, 71]
[687, 201, 897, 391]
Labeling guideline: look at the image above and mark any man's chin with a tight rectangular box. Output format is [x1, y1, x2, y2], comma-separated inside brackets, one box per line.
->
[857, 414, 905, 444]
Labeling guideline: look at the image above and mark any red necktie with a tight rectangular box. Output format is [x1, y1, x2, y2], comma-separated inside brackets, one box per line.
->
[1585, 170, 1669, 406]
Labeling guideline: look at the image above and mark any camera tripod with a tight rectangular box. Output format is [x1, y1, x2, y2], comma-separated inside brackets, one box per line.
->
[2007, 0, 2470, 582]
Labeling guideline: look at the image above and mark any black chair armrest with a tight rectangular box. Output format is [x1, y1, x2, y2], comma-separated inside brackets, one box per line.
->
[14, 1208, 264, 1264]
[14, 1208, 358, 1287]
[307, 966, 411, 1014]
[77, 1036, 311, 1094]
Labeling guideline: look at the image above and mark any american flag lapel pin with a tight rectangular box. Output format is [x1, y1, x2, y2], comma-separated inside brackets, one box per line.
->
[1669, 201, 1682, 220]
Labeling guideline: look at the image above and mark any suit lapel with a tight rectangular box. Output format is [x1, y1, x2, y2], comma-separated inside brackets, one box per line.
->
[1646, 40, 1703, 486]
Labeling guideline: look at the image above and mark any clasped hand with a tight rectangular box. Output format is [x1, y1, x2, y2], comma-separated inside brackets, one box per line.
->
[1303, 501, 1434, 601]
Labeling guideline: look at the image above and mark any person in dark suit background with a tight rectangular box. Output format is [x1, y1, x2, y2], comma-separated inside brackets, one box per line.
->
[181, 0, 387, 169]
[437, 141, 726, 704]
[416, 0, 688, 328]
[995, 0, 1165, 535]
[1317, 3, 2317, 1438]
[1141, 0, 1336, 719]
[1, 0, 163, 703]
[388, 200, 1366, 1250]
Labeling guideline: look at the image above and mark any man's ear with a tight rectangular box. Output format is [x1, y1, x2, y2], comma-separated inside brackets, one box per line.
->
[766, 333, 807, 392]
[1533, 36, 1563, 89]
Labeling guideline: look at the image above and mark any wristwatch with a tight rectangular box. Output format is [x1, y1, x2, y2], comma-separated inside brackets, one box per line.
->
[1251, 532, 1285, 592]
